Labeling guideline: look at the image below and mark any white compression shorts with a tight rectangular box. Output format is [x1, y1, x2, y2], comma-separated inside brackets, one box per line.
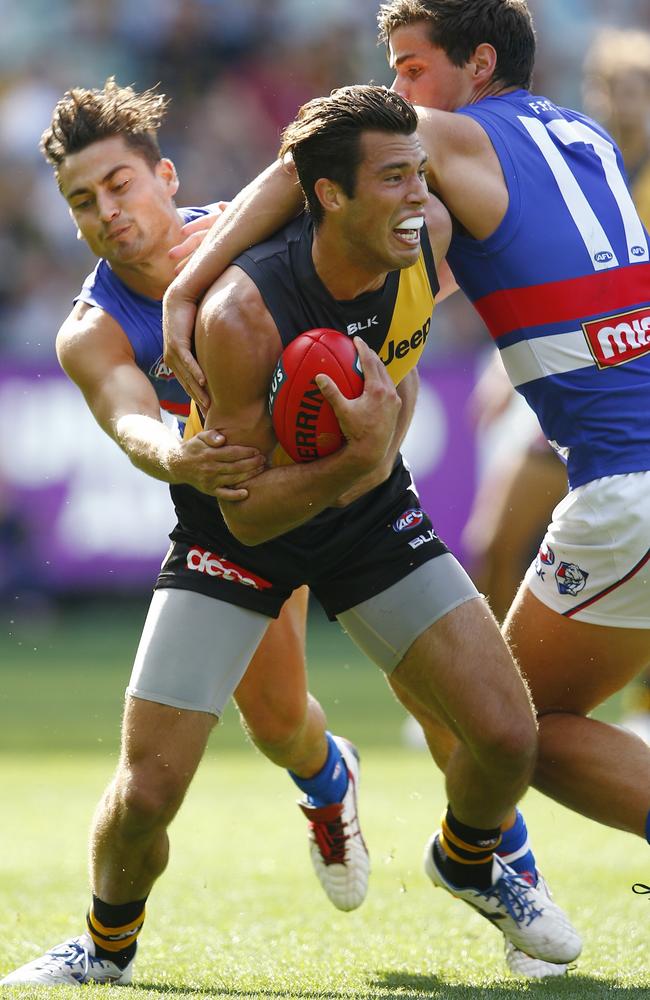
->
[524, 471, 650, 627]
[127, 553, 479, 717]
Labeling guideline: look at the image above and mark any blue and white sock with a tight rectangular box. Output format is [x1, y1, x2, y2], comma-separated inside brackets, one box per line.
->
[289, 732, 348, 807]
[497, 808, 538, 885]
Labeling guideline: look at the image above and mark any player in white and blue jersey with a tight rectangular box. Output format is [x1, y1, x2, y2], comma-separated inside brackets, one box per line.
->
[380, 0, 650, 853]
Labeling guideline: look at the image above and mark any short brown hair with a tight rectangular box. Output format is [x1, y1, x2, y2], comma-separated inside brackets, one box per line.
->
[279, 84, 418, 226]
[41, 77, 169, 177]
[377, 0, 536, 91]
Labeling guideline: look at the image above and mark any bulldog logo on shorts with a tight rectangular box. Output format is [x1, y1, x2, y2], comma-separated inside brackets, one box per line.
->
[555, 561, 589, 596]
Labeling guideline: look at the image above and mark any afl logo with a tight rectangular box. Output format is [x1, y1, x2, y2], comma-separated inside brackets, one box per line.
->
[150, 355, 175, 381]
[393, 508, 424, 532]
[593, 251, 613, 264]
[631, 246, 646, 257]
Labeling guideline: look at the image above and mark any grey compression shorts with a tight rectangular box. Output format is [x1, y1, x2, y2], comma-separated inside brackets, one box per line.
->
[127, 554, 479, 717]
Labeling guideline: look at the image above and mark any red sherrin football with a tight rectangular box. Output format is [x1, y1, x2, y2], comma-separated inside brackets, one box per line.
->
[269, 329, 364, 463]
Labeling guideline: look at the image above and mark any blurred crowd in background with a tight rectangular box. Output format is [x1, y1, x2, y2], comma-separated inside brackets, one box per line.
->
[1, 0, 650, 611]
[2, 0, 649, 363]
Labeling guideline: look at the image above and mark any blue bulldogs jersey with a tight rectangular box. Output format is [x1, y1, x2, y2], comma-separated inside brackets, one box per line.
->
[75, 206, 214, 425]
[446, 90, 650, 488]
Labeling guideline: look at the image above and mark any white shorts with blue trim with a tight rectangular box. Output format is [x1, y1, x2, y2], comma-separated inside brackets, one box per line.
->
[524, 471, 650, 628]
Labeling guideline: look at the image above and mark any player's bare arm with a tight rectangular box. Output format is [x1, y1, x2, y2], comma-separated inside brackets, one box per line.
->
[57, 301, 264, 499]
[168, 202, 229, 273]
[196, 269, 401, 545]
[414, 106, 509, 240]
[333, 367, 418, 507]
[163, 158, 302, 407]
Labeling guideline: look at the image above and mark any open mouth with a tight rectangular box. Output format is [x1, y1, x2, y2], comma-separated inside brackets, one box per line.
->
[393, 215, 424, 246]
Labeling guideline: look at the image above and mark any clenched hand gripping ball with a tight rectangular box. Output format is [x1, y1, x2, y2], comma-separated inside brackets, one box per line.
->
[268, 329, 364, 462]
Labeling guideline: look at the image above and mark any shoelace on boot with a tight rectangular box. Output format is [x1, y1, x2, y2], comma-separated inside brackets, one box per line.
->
[311, 813, 349, 865]
[478, 869, 544, 927]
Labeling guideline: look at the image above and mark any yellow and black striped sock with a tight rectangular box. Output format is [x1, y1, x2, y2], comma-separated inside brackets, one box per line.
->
[436, 808, 502, 889]
[86, 895, 147, 969]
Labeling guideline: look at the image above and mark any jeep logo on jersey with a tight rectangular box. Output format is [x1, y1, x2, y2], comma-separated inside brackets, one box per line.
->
[347, 316, 378, 336]
[582, 307, 650, 369]
[392, 508, 425, 532]
[186, 546, 272, 590]
[380, 318, 431, 366]
[149, 355, 175, 380]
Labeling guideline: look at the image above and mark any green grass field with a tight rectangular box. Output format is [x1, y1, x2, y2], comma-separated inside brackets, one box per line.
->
[0, 599, 648, 999]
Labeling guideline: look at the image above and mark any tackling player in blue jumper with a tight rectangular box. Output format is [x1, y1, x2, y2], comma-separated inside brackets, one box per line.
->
[0, 79, 374, 986]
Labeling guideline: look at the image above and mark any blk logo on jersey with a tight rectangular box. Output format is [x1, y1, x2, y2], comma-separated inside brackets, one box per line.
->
[408, 529, 437, 550]
[186, 546, 272, 590]
[582, 307, 650, 369]
[347, 316, 378, 336]
[555, 561, 589, 596]
[393, 508, 425, 532]
[150, 355, 176, 380]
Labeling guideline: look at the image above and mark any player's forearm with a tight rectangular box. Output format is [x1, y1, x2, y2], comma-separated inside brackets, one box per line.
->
[219, 446, 371, 545]
[114, 413, 184, 483]
[331, 372, 417, 508]
[168, 159, 302, 306]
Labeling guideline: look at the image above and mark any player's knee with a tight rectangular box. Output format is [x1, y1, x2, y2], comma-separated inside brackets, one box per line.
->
[239, 691, 316, 754]
[472, 712, 537, 780]
[112, 763, 187, 831]
[243, 708, 307, 759]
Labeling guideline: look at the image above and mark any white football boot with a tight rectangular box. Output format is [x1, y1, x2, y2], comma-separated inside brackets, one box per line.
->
[424, 834, 582, 965]
[504, 874, 570, 978]
[0, 932, 134, 986]
[298, 735, 370, 911]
